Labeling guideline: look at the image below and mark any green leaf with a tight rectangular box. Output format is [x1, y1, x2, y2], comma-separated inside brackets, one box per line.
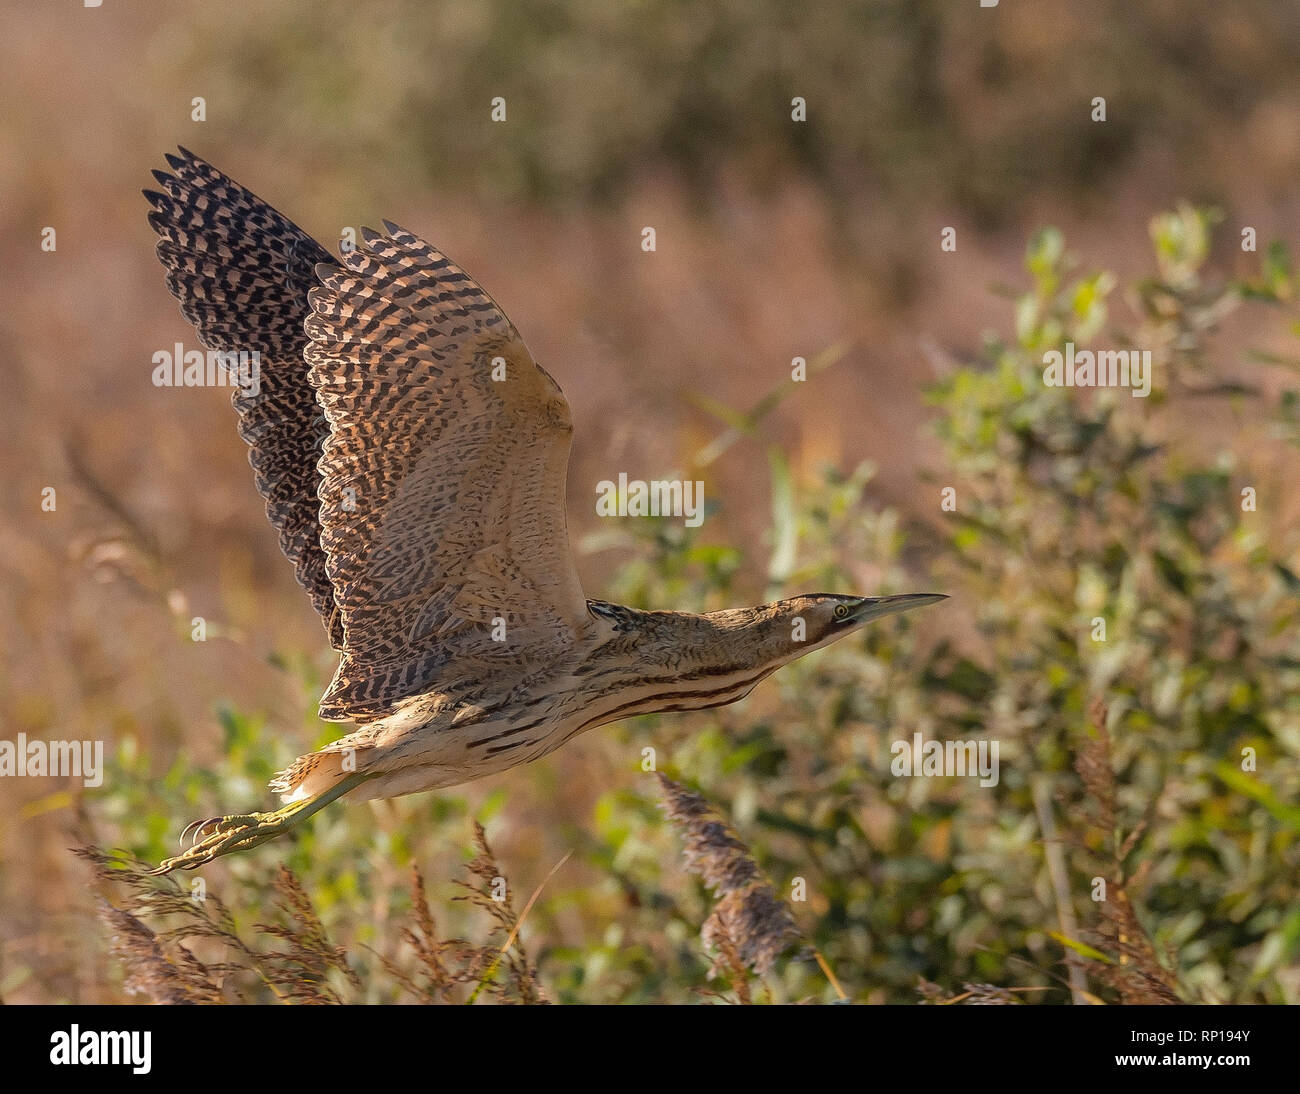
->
[1049, 931, 1112, 964]
[1213, 763, 1300, 831]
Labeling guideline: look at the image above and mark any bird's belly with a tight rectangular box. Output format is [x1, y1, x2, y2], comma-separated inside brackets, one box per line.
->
[354, 703, 585, 801]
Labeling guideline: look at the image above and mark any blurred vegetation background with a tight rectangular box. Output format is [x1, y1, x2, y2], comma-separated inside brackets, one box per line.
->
[2, 1, 1298, 1002]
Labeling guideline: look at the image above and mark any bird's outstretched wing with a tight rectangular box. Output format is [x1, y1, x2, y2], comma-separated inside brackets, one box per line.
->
[144, 148, 343, 647]
[306, 223, 590, 721]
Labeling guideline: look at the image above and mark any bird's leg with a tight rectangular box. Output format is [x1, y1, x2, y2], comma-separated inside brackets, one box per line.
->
[150, 772, 371, 875]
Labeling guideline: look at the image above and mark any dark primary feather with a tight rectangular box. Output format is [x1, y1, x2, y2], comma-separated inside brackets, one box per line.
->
[144, 147, 343, 648]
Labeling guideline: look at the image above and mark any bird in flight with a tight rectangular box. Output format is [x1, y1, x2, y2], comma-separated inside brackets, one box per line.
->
[144, 148, 945, 873]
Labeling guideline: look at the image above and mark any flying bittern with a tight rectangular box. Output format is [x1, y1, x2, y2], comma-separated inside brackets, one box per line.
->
[144, 148, 945, 874]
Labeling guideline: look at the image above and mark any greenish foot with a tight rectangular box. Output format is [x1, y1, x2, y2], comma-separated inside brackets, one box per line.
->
[150, 771, 370, 875]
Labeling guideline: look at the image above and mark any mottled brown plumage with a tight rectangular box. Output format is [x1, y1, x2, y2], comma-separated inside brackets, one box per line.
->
[305, 222, 588, 722]
[144, 148, 944, 874]
[146, 150, 342, 647]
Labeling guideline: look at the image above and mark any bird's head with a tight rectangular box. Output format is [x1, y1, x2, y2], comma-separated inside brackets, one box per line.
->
[746, 592, 948, 664]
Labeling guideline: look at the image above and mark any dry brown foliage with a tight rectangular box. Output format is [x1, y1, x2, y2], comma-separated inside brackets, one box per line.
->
[1072, 700, 1184, 1005]
[80, 822, 547, 1005]
[656, 773, 804, 999]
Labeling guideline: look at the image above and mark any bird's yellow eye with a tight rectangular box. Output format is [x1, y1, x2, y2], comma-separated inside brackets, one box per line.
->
[833, 604, 850, 620]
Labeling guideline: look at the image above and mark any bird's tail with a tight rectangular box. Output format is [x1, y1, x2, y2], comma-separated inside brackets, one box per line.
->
[270, 741, 375, 803]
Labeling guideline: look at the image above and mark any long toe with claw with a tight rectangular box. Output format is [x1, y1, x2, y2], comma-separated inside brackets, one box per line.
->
[179, 816, 224, 847]
[151, 811, 291, 874]
[150, 772, 372, 875]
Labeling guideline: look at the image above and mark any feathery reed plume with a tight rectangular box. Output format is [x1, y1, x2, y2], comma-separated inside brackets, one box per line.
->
[1071, 701, 1182, 1004]
[656, 774, 804, 988]
[257, 865, 361, 1004]
[98, 900, 222, 1004]
[79, 847, 261, 991]
[377, 863, 460, 1002]
[382, 831, 552, 1005]
[81, 847, 352, 1003]
[82, 825, 548, 1004]
[454, 821, 548, 1004]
